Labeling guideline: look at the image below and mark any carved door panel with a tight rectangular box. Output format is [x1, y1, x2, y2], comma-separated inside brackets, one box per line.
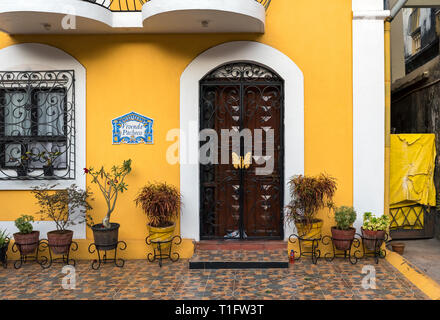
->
[200, 63, 284, 240]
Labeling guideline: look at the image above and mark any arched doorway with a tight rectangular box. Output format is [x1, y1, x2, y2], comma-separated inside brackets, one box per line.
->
[199, 62, 284, 240]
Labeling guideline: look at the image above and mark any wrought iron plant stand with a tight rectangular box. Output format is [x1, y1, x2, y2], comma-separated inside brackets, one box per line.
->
[11, 240, 47, 269]
[321, 235, 362, 265]
[288, 234, 321, 264]
[145, 235, 182, 267]
[358, 232, 388, 264]
[0, 239, 9, 268]
[88, 241, 127, 270]
[39, 240, 78, 269]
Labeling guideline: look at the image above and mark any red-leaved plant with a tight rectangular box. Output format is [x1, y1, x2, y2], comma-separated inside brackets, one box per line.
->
[134, 182, 182, 228]
[285, 173, 337, 228]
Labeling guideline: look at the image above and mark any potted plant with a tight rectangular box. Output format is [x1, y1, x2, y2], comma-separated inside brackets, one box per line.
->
[0, 229, 10, 266]
[331, 206, 357, 251]
[13, 215, 39, 255]
[32, 184, 93, 255]
[16, 151, 33, 177]
[134, 182, 182, 244]
[37, 151, 61, 177]
[285, 173, 337, 240]
[361, 212, 390, 250]
[84, 159, 132, 250]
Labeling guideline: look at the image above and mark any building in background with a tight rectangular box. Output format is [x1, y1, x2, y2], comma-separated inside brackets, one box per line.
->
[391, 3, 440, 240]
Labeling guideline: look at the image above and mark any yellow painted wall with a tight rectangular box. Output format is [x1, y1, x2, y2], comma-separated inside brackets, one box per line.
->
[0, 0, 353, 260]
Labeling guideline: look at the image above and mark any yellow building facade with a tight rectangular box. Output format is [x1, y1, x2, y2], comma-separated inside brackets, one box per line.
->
[0, 0, 389, 260]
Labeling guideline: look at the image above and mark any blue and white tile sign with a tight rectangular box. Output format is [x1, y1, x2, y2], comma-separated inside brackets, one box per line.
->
[112, 112, 154, 145]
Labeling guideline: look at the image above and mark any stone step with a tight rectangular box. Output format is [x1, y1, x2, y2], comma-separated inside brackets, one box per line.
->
[195, 240, 287, 251]
[189, 249, 289, 269]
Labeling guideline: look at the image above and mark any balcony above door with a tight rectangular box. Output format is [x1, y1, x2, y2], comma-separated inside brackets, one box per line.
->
[0, 0, 270, 35]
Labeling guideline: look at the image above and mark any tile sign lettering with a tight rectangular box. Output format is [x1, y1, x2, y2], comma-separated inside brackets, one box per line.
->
[112, 112, 153, 145]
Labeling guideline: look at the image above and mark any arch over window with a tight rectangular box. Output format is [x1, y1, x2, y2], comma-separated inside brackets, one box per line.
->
[0, 43, 86, 239]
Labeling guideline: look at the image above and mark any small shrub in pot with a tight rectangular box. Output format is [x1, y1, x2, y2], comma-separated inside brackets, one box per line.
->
[37, 151, 62, 177]
[32, 184, 93, 255]
[134, 182, 182, 243]
[13, 215, 39, 255]
[84, 159, 132, 250]
[361, 212, 390, 250]
[331, 206, 357, 251]
[285, 173, 337, 240]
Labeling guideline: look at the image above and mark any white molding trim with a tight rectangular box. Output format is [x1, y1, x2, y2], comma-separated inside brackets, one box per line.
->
[353, 10, 390, 20]
[352, 1, 386, 230]
[180, 41, 304, 241]
[0, 43, 87, 240]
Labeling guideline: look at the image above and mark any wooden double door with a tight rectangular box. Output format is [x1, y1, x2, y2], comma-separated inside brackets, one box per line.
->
[199, 63, 284, 240]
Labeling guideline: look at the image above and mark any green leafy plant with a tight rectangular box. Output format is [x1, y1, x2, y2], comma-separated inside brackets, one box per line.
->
[134, 182, 182, 228]
[84, 159, 132, 228]
[32, 184, 93, 232]
[0, 229, 10, 247]
[14, 215, 35, 234]
[362, 212, 390, 231]
[334, 206, 357, 230]
[285, 173, 337, 226]
[14, 151, 34, 171]
[37, 151, 62, 166]
[20, 151, 34, 162]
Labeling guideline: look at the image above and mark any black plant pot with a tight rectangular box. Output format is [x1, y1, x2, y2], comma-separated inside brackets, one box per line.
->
[43, 165, 54, 177]
[91, 223, 120, 251]
[16, 166, 28, 177]
[0, 242, 9, 267]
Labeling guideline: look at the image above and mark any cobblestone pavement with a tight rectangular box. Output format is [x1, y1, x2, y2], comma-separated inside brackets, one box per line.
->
[0, 258, 428, 300]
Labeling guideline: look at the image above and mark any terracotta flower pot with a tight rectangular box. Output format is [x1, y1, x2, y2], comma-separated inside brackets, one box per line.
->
[331, 227, 355, 251]
[47, 230, 73, 255]
[92, 223, 120, 251]
[391, 242, 405, 255]
[361, 228, 385, 251]
[13, 231, 40, 255]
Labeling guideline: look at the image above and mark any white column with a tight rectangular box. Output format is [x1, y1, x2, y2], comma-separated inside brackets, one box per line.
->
[352, 0, 389, 230]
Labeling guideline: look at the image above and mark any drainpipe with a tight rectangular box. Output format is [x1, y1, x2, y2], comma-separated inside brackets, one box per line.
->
[384, 0, 408, 217]
[385, 18, 391, 218]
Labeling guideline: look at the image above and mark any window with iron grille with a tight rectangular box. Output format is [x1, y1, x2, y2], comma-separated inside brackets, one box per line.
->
[0, 71, 75, 180]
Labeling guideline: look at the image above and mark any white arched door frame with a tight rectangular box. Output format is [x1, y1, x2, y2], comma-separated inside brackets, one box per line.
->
[180, 41, 304, 241]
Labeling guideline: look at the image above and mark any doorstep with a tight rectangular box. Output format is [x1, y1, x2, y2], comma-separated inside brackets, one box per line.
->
[195, 240, 287, 251]
[189, 249, 289, 270]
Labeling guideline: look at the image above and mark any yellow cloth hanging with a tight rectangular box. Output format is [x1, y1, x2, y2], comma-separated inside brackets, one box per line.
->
[390, 134, 436, 207]
[390, 134, 436, 229]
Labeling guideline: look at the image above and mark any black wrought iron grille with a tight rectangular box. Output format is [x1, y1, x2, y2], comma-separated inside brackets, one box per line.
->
[0, 71, 75, 180]
[389, 205, 429, 230]
[200, 62, 284, 240]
